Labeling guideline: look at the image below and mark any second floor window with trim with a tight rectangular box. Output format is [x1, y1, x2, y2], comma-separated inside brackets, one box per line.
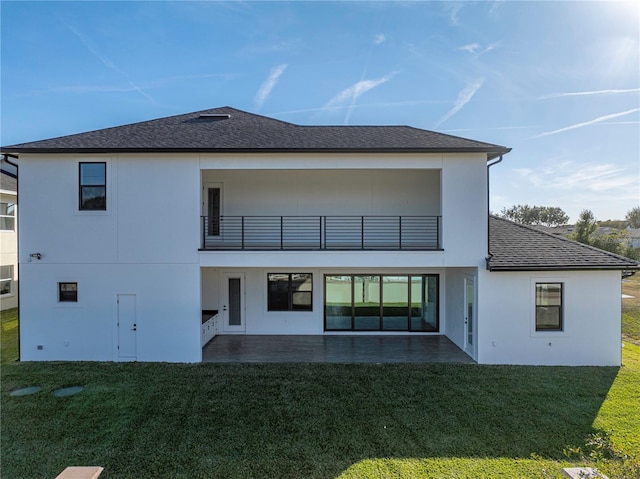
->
[79, 162, 106, 210]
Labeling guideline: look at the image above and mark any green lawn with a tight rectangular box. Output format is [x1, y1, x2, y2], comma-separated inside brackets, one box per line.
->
[1, 308, 639, 478]
[622, 274, 640, 345]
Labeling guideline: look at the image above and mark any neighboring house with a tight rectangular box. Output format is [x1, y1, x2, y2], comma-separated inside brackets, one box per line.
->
[625, 227, 640, 248]
[0, 167, 18, 311]
[2, 107, 637, 365]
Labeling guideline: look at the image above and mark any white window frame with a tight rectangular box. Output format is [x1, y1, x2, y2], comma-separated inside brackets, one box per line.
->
[0, 265, 13, 296]
[0, 201, 15, 231]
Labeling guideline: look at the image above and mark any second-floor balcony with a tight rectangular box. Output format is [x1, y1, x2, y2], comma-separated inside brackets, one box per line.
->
[200, 215, 441, 251]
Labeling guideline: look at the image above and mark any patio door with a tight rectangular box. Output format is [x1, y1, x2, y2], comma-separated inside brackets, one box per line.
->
[464, 276, 475, 356]
[222, 272, 245, 333]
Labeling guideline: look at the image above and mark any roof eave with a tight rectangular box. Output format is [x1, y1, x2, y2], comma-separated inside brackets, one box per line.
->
[488, 264, 640, 272]
[1, 146, 512, 156]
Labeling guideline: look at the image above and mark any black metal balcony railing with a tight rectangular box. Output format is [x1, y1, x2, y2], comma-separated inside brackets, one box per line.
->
[200, 215, 441, 251]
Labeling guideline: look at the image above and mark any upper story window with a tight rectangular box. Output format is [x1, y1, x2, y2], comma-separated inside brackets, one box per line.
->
[535, 283, 563, 331]
[0, 202, 15, 230]
[79, 162, 106, 210]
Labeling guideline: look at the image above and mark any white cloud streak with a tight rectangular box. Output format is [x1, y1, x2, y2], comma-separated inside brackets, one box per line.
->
[373, 34, 386, 45]
[62, 21, 155, 104]
[535, 108, 640, 138]
[436, 78, 484, 127]
[538, 88, 640, 100]
[457, 43, 479, 53]
[254, 64, 288, 110]
[323, 72, 398, 112]
[514, 161, 638, 195]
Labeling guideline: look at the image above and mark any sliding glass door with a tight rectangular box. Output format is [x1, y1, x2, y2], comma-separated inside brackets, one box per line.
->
[324, 274, 439, 332]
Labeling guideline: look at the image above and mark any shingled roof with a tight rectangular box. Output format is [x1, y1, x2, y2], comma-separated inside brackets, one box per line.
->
[1, 106, 510, 158]
[488, 216, 640, 271]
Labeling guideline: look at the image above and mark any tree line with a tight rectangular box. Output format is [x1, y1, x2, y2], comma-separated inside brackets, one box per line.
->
[499, 205, 640, 261]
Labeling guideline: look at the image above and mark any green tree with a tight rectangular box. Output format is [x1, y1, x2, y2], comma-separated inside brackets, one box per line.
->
[500, 204, 568, 226]
[573, 209, 598, 244]
[626, 206, 640, 228]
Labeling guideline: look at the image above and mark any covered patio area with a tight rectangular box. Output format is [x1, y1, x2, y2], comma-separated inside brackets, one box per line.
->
[202, 335, 474, 364]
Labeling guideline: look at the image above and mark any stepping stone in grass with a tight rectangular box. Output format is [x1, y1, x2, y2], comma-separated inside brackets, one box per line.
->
[10, 386, 42, 396]
[53, 386, 84, 397]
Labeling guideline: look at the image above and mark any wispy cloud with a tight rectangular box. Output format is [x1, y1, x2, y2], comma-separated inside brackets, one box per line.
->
[538, 88, 640, 100]
[373, 34, 386, 45]
[436, 78, 484, 127]
[534, 108, 640, 138]
[457, 43, 479, 54]
[514, 161, 638, 195]
[457, 41, 500, 56]
[323, 72, 398, 121]
[446, 3, 464, 25]
[61, 20, 155, 104]
[254, 64, 288, 110]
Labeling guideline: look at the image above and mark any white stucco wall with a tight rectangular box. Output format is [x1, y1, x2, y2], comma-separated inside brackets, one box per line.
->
[18, 154, 201, 362]
[477, 269, 622, 366]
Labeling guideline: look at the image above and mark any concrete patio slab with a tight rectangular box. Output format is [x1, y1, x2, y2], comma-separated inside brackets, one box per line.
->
[203, 335, 474, 364]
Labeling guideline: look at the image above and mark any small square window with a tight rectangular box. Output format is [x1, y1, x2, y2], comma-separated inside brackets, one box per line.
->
[59, 282, 78, 302]
[79, 162, 106, 210]
[535, 283, 563, 331]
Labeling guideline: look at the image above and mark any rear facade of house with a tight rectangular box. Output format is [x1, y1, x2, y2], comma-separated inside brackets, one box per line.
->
[4, 107, 636, 365]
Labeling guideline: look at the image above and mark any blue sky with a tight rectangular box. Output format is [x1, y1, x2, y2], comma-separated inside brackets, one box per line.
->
[2, 1, 638, 222]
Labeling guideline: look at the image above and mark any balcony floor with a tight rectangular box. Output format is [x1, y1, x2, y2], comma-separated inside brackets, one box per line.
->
[202, 335, 474, 364]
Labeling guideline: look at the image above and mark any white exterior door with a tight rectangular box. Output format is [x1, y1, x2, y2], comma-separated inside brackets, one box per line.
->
[464, 276, 475, 356]
[222, 273, 245, 333]
[117, 294, 137, 360]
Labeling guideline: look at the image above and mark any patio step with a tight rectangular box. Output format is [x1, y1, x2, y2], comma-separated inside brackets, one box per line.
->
[55, 466, 104, 479]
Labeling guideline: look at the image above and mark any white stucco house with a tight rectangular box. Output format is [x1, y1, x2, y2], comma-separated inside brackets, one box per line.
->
[2, 107, 637, 365]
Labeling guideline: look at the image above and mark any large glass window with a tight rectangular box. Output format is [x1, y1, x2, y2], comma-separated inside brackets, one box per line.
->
[536, 283, 563, 331]
[268, 273, 312, 311]
[79, 162, 106, 210]
[382, 276, 408, 330]
[324, 274, 439, 332]
[0, 265, 13, 295]
[0, 202, 15, 230]
[325, 275, 352, 330]
[354, 276, 380, 330]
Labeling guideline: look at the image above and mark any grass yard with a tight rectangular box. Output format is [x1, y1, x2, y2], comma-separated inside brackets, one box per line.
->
[2, 308, 639, 478]
[622, 273, 640, 345]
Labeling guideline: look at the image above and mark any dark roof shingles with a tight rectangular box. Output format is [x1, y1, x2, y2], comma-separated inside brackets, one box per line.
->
[488, 216, 639, 271]
[2, 106, 510, 155]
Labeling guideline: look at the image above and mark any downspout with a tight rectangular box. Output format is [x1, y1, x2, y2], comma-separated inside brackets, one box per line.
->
[486, 155, 503, 270]
[2, 153, 19, 361]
